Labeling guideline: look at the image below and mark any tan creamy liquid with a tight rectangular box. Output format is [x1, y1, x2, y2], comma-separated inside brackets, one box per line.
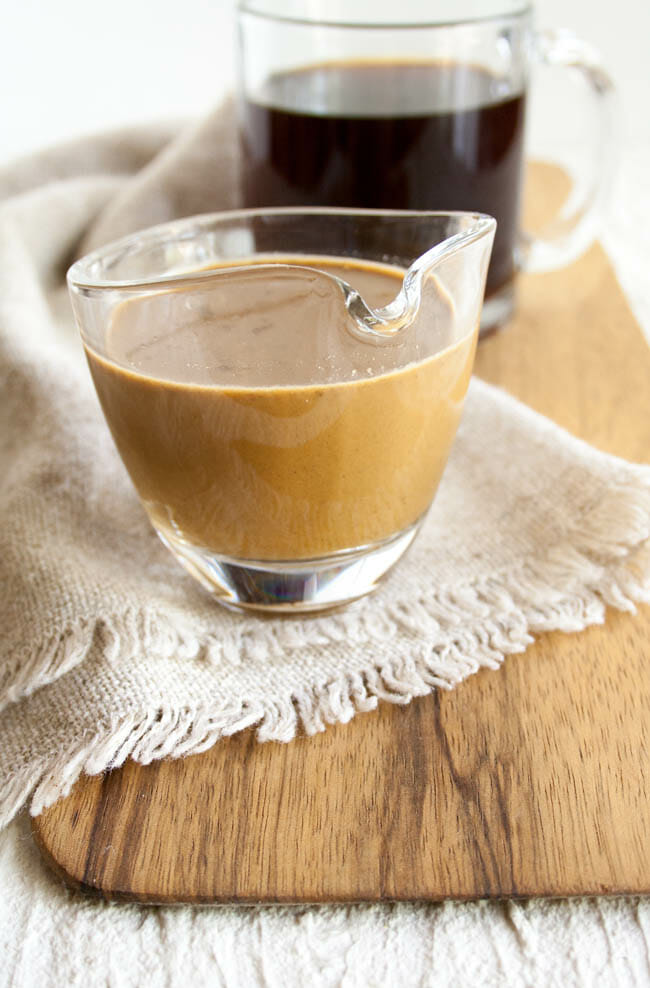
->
[85, 257, 476, 560]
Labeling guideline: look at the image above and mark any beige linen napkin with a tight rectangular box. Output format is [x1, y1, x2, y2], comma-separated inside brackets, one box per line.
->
[1, 104, 650, 826]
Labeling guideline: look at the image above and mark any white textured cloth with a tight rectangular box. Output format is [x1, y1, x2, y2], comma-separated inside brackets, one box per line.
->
[2, 810, 650, 987]
[1, 107, 650, 986]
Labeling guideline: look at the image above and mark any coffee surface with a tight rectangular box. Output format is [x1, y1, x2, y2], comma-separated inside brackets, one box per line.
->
[86, 257, 476, 560]
[241, 60, 526, 297]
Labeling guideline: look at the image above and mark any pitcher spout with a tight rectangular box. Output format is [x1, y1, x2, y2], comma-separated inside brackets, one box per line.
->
[343, 213, 496, 341]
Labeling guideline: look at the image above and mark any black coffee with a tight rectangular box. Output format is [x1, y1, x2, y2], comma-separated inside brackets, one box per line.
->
[240, 61, 526, 297]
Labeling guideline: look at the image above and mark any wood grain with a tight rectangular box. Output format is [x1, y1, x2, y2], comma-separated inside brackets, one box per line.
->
[32, 165, 650, 903]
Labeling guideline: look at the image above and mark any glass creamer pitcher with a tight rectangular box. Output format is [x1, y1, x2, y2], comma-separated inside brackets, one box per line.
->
[68, 209, 495, 612]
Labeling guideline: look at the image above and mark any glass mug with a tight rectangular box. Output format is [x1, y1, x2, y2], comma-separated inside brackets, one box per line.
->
[68, 209, 495, 613]
[237, 0, 615, 332]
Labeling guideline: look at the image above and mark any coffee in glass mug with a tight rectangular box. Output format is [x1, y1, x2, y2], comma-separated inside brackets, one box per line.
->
[237, 0, 615, 332]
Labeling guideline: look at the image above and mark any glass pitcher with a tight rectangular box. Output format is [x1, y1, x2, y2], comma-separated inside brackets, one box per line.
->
[68, 209, 495, 612]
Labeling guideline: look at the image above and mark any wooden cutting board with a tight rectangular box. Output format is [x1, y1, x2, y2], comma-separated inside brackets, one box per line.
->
[32, 166, 650, 903]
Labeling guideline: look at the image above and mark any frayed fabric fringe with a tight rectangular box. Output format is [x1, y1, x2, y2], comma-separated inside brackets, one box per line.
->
[2, 477, 650, 826]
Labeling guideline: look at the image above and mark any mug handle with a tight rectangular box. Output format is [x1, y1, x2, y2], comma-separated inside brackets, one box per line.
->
[520, 29, 617, 273]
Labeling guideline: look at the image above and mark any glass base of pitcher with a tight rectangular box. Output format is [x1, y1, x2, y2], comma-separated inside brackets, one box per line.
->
[155, 522, 421, 613]
[480, 280, 515, 336]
